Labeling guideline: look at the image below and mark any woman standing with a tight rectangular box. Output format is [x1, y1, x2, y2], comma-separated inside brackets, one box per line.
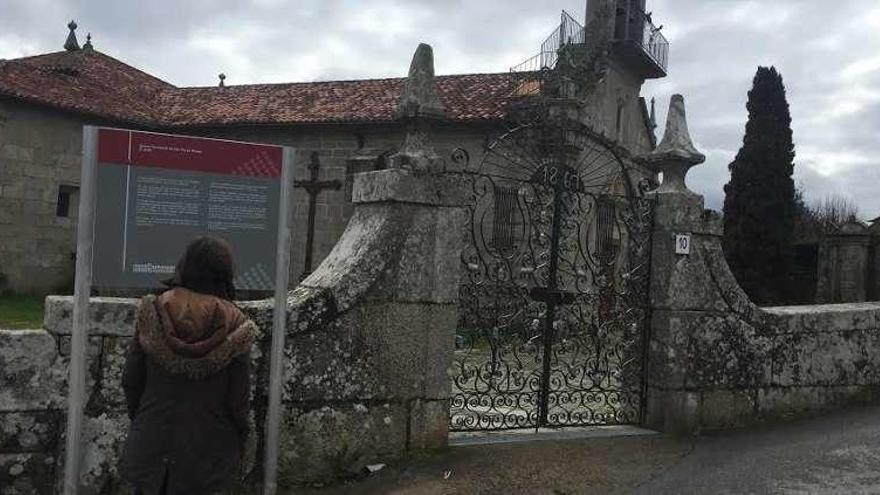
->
[120, 237, 257, 495]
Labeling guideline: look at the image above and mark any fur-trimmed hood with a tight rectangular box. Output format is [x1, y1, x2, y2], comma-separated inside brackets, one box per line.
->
[135, 289, 256, 380]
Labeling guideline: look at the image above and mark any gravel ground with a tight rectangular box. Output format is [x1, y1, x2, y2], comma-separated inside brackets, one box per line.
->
[294, 406, 880, 495]
[296, 434, 692, 495]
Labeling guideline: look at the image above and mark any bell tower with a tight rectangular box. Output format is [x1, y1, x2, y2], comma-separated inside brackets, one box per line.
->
[509, 1, 669, 151]
[585, 0, 667, 80]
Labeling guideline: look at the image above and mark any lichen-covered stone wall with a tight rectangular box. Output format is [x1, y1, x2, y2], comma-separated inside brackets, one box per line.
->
[642, 96, 880, 433]
[0, 99, 114, 295]
[645, 190, 880, 434]
[0, 167, 466, 494]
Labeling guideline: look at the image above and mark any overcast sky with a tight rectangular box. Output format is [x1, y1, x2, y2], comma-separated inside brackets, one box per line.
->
[1, 0, 878, 217]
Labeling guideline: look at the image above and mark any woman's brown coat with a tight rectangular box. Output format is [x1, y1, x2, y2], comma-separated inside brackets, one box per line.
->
[119, 289, 257, 495]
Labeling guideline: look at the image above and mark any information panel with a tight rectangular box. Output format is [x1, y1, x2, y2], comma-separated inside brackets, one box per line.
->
[93, 128, 285, 290]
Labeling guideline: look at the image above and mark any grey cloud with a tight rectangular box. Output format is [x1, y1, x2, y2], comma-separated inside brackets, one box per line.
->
[645, 0, 880, 216]
[1, 0, 877, 217]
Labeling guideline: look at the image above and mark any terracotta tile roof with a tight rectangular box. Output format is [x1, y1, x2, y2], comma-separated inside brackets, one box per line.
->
[0, 50, 173, 124]
[0, 49, 516, 127]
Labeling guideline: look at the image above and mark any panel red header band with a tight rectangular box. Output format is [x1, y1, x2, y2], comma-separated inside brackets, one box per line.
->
[98, 128, 284, 178]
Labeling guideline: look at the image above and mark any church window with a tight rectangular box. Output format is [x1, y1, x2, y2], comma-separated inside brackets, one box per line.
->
[492, 184, 518, 253]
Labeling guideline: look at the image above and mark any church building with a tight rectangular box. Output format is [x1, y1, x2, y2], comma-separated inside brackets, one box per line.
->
[0, 0, 667, 294]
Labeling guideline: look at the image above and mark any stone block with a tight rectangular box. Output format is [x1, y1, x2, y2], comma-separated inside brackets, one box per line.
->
[699, 389, 756, 430]
[53, 411, 130, 495]
[645, 339, 686, 389]
[648, 311, 772, 390]
[757, 387, 825, 419]
[799, 304, 880, 333]
[0, 330, 67, 411]
[683, 314, 771, 389]
[650, 191, 704, 232]
[378, 206, 467, 304]
[282, 301, 455, 404]
[277, 402, 407, 485]
[770, 330, 880, 386]
[408, 399, 449, 450]
[650, 231, 730, 313]
[0, 411, 62, 454]
[44, 296, 138, 337]
[93, 337, 132, 412]
[0, 453, 56, 495]
[823, 385, 879, 408]
[282, 318, 386, 404]
[304, 203, 412, 312]
[355, 303, 456, 399]
[644, 388, 699, 435]
[351, 169, 470, 206]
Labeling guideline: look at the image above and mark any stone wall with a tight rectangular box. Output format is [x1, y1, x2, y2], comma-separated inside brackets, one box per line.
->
[0, 95, 490, 295]
[0, 99, 112, 295]
[0, 166, 467, 494]
[644, 190, 880, 432]
[643, 95, 880, 433]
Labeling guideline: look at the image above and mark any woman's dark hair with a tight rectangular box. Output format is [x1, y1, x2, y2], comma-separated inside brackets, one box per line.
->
[165, 236, 236, 300]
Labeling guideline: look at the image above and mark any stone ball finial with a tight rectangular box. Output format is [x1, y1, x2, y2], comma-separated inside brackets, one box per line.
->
[642, 94, 706, 195]
[218, 73, 226, 87]
[64, 20, 80, 51]
[394, 43, 447, 120]
[83, 33, 94, 51]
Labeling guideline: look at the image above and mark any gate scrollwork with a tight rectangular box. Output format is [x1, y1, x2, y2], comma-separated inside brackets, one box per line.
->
[450, 121, 654, 431]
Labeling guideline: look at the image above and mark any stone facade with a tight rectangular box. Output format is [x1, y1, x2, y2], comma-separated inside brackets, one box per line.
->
[0, 14, 659, 296]
[0, 107, 653, 297]
[0, 100, 112, 294]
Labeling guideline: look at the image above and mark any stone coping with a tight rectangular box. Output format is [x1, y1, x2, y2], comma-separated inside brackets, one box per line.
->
[763, 302, 880, 315]
[352, 168, 469, 206]
[43, 295, 274, 336]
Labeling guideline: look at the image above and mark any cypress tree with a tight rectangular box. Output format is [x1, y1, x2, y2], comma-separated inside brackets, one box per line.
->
[722, 66, 797, 305]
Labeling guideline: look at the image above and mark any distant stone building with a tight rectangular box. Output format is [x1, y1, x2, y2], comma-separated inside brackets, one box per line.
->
[0, 0, 664, 294]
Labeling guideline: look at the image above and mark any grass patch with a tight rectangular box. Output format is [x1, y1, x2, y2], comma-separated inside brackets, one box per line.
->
[0, 295, 45, 329]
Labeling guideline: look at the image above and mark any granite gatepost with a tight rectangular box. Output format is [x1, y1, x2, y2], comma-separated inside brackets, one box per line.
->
[817, 222, 871, 303]
[642, 96, 880, 434]
[641, 94, 715, 434]
[268, 42, 468, 484]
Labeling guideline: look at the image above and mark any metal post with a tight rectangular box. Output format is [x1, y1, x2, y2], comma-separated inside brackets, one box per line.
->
[559, 12, 565, 49]
[63, 125, 99, 494]
[263, 147, 295, 495]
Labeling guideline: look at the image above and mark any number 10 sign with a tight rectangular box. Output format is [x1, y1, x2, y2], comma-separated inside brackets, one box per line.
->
[675, 234, 692, 255]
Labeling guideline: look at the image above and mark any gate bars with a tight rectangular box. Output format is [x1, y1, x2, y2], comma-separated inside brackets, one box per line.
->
[450, 122, 654, 431]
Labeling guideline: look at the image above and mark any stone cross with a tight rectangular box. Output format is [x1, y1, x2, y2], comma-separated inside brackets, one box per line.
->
[294, 152, 341, 280]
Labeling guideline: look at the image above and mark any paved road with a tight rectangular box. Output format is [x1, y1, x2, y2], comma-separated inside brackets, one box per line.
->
[300, 406, 880, 494]
[633, 406, 880, 494]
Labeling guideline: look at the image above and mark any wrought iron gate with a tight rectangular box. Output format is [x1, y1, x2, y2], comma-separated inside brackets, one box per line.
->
[450, 120, 654, 431]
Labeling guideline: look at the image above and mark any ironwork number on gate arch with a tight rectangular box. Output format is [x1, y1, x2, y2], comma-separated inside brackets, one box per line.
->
[450, 120, 654, 431]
